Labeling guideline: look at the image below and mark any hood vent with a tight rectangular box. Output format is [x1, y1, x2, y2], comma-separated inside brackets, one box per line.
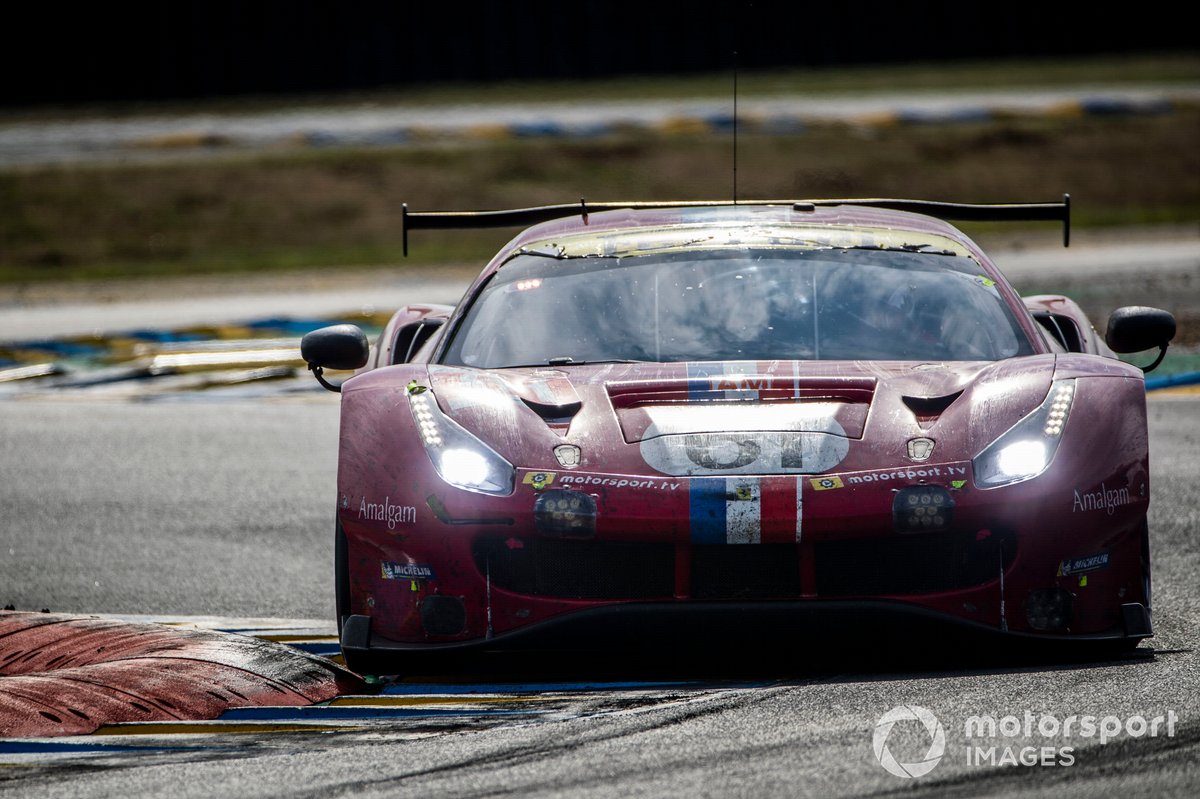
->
[902, 391, 963, 425]
[520, 397, 582, 425]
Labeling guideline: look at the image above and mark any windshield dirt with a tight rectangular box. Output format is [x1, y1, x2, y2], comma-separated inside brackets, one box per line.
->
[441, 248, 1033, 367]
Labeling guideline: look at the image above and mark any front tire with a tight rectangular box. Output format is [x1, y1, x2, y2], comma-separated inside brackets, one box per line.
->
[335, 517, 351, 636]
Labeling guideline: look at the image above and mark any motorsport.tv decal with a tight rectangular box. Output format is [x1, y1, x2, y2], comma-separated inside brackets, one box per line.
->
[811, 464, 970, 489]
[558, 473, 682, 491]
[844, 464, 968, 485]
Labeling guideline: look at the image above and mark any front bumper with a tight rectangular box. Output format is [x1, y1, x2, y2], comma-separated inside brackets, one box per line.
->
[340, 599, 1152, 666]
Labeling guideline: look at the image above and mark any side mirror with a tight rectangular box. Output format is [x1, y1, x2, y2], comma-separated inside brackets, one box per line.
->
[301, 325, 369, 392]
[1105, 306, 1175, 373]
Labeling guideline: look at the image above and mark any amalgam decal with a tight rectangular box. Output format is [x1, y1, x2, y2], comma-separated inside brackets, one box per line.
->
[1071, 482, 1134, 515]
[359, 497, 417, 530]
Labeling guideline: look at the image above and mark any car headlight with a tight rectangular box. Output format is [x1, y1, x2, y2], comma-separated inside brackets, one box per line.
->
[409, 390, 515, 496]
[973, 379, 1075, 488]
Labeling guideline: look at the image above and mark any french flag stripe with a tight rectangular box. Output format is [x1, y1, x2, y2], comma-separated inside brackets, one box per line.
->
[686, 363, 723, 401]
[724, 477, 762, 544]
[760, 476, 803, 543]
[689, 478, 728, 544]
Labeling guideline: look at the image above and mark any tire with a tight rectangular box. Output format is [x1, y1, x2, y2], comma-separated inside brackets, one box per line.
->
[335, 520, 400, 676]
[1141, 518, 1153, 612]
[335, 517, 351, 637]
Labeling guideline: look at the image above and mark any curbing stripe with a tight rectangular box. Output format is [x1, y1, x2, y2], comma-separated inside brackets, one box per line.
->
[1146, 370, 1200, 391]
[92, 722, 347, 736]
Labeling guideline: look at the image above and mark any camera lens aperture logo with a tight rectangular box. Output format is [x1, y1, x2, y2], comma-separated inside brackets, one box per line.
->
[873, 705, 946, 778]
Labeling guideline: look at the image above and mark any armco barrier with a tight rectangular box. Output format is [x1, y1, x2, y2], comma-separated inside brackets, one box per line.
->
[0, 612, 362, 738]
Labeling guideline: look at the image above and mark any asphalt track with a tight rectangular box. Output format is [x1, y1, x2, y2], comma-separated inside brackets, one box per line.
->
[1, 239, 1199, 796]
[0, 395, 1198, 796]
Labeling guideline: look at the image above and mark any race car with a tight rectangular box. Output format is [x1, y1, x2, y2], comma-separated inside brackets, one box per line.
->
[301, 198, 1175, 673]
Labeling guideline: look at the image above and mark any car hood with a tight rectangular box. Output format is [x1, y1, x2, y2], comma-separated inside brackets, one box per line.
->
[423, 358, 1056, 477]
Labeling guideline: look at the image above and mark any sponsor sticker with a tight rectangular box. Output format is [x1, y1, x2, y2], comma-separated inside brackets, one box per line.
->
[358, 497, 417, 530]
[558, 473, 682, 491]
[844, 464, 968, 486]
[1071, 482, 1134, 515]
[810, 476, 845, 491]
[381, 561, 436, 581]
[1058, 552, 1110, 576]
[523, 471, 556, 490]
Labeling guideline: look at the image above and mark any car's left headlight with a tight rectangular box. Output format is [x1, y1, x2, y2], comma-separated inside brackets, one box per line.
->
[409, 389, 515, 496]
[973, 379, 1075, 488]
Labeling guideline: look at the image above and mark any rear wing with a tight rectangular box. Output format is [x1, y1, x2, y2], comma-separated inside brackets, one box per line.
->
[401, 194, 1071, 255]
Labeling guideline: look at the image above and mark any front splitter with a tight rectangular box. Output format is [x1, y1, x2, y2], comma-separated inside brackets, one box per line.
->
[342, 599, 1151, 671]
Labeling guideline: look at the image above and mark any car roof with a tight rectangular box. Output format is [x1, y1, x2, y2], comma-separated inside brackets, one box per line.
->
[489, 203, 991, 269]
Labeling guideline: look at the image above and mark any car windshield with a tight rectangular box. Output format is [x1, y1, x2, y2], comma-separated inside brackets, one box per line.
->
[441, 247, 1034, 367]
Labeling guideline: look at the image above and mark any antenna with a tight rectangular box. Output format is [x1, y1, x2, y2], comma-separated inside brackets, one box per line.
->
[732, 50, 738, 204]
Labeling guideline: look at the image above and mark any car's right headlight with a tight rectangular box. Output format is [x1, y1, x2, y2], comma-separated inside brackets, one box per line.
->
[972, 379, 1075, 488]
[409, 389, 515, 496]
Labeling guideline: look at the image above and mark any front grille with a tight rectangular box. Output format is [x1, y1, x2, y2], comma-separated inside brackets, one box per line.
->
[474, 538, 674, 600]
[691, 545, 801, 599]
[815, 530, 1016, 596]
[474, 530, 1012, 601]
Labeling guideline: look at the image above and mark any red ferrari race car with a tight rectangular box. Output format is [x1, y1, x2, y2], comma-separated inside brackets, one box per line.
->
[302, 198, 1175, 674]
